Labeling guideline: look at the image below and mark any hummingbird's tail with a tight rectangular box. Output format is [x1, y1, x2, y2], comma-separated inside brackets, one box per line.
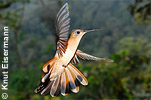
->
[59, 63, 88, 96]
[34, 63, 88, 97]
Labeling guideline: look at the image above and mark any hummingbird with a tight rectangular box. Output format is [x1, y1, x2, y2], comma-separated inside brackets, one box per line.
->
[35, 3, 113, 97]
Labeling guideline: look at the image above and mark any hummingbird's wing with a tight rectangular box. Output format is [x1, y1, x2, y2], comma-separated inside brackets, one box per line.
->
[71, 50, 114, 64]
[55, 3, 70, 58]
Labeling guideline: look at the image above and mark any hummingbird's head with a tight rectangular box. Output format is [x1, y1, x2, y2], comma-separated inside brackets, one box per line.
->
[70, 29, 85, 38]
[70, 29, 103, 39]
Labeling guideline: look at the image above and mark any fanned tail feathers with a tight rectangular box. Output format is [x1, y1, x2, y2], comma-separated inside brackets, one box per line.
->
[35, 63, 88, 97]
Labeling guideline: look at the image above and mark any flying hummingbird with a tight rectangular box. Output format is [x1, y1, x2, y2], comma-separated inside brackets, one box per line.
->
[35, 3, 113, 97]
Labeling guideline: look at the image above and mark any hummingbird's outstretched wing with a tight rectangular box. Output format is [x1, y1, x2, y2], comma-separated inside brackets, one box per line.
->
[71, 50, 114, 64]
[55, 3, 70, 58]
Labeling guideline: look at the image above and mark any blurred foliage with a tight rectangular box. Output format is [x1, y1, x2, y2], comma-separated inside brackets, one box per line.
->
[0, 0, 151, 100]
[9, 68, 41, 100]
[128, 0, 151, 24]
[73, 37, 151, 100]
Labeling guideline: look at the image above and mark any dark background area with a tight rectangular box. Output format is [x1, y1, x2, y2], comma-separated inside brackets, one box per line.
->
[0, 0, 151, 100]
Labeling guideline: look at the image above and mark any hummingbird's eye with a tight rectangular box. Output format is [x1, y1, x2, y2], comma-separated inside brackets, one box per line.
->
[76, 31, 80, 34]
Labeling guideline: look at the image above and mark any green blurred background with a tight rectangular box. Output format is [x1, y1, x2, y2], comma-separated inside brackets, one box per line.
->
[0, 0, 151, 100]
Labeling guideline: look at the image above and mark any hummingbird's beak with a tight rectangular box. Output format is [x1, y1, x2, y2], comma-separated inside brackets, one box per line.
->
[84, 29, 103, 33]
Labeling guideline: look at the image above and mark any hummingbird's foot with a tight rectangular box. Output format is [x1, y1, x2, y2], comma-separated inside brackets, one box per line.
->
[62, 65, 66, 67]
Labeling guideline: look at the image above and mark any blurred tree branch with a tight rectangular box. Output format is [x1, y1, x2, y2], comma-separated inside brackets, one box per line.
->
[13, 5, 25, 68]
[128, 0, 151, 24]
[0, 0, 27, 68]
[0, 2, 12, 10]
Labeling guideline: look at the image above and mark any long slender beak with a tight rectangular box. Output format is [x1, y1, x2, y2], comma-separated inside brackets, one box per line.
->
[84, 29, 103, 33]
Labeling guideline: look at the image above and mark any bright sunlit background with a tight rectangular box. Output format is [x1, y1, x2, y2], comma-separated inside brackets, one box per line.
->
[0, 0, 151, 100]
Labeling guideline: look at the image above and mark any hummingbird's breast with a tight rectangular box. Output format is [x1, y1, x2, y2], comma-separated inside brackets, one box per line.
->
[59, 38, 80, 66]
